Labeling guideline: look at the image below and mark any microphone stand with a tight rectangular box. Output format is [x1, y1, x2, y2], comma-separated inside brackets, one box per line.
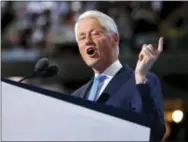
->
[18, 64, 59, 83]
[18, 73, 36, 83]
[18, 58, 50, 83]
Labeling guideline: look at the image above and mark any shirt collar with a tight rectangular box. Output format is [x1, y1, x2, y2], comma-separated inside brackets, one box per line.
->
[94, 59, 123, 78]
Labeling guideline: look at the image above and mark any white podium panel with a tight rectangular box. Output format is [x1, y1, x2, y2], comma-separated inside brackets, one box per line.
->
[2, 80, 150, 141]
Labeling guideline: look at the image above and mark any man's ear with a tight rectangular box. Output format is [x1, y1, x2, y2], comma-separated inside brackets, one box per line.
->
[111, 33, 119, 46]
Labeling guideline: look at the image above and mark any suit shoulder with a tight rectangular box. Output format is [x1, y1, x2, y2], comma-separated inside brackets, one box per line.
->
[147, 72, 160, 84]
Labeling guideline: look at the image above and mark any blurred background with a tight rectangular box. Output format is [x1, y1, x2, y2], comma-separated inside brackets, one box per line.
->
[1, 1, 188, 141]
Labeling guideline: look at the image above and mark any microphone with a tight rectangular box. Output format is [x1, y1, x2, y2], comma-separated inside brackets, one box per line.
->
[18, 58, 52, 83]
[34, 58, 49, 72]
[42, 64, 60, 78]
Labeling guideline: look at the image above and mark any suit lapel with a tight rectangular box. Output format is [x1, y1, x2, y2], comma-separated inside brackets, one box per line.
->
[97, 65, 133, 103]
[79, 78, 93, 99]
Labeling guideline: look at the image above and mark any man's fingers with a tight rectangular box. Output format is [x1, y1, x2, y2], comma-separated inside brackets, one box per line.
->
[139, 42, 162, 61]
[139, 44, 147, 61]
[139, 50, 152, 62]
[143, 48, 152, 57]
[145, 44, 156, 56]
[157, 37, 163, 53]
[140, 45, 156, 58]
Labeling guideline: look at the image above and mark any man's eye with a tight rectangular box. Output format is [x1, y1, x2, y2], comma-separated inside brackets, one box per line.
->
[92, 31, 100, 36]
[79, 36, 85, 40]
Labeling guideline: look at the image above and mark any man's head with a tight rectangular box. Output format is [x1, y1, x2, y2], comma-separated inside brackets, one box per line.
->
[74, 10, 120, 73]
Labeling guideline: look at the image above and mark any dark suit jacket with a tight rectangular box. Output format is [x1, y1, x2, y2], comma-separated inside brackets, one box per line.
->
[71, 65, 166, 142]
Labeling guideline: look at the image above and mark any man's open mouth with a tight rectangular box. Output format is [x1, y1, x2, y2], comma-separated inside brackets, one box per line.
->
[86, 47, 96, 56]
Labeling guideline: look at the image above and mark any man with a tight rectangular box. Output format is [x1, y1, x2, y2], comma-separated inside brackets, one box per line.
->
[71, 10, 165, 142]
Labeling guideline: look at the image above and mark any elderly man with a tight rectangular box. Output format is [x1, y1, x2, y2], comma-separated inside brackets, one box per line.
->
[71, 10, 165, 142]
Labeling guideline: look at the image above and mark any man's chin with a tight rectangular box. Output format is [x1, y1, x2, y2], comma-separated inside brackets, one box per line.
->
[87, 63, 98, 68]
[86, 60, 100, 68]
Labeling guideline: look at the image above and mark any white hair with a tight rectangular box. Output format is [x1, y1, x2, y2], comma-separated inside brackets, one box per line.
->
[74, 10, 120, 56]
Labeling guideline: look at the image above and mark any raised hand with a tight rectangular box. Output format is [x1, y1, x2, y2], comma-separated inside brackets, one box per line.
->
[135, 37, 163, 83]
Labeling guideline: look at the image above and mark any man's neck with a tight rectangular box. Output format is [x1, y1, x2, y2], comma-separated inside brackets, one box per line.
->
[93, 58, 119, 74]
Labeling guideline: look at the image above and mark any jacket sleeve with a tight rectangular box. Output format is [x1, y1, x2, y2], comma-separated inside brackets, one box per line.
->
[137, 74, 166, 142]
[149, 74, 166, 142]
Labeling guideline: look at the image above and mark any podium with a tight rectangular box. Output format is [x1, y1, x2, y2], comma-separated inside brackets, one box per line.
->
[1, 78, 151, 141]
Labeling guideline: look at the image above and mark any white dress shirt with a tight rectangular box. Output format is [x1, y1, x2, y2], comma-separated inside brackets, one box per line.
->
[92, 60, 123, 100]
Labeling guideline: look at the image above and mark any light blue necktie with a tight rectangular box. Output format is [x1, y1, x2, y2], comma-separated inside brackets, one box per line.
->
[88, 74, 107, 101]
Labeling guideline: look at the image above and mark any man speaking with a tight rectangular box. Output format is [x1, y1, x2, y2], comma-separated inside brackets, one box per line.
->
[71, 10, 165, 142]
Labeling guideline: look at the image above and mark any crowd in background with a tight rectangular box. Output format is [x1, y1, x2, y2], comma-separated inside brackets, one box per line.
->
[2, 1, 188, 53]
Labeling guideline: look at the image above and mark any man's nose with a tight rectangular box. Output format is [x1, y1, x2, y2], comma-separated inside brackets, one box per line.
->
[85, 35, 93, 45]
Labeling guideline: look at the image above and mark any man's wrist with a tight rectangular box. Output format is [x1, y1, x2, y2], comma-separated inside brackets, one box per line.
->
[135, 72, 148, 84]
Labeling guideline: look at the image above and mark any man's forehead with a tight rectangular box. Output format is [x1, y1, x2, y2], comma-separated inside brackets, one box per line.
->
[77, 17, 106, 33]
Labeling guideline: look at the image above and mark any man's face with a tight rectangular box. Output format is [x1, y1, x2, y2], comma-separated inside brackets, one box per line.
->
[77, 17, 118, 72]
